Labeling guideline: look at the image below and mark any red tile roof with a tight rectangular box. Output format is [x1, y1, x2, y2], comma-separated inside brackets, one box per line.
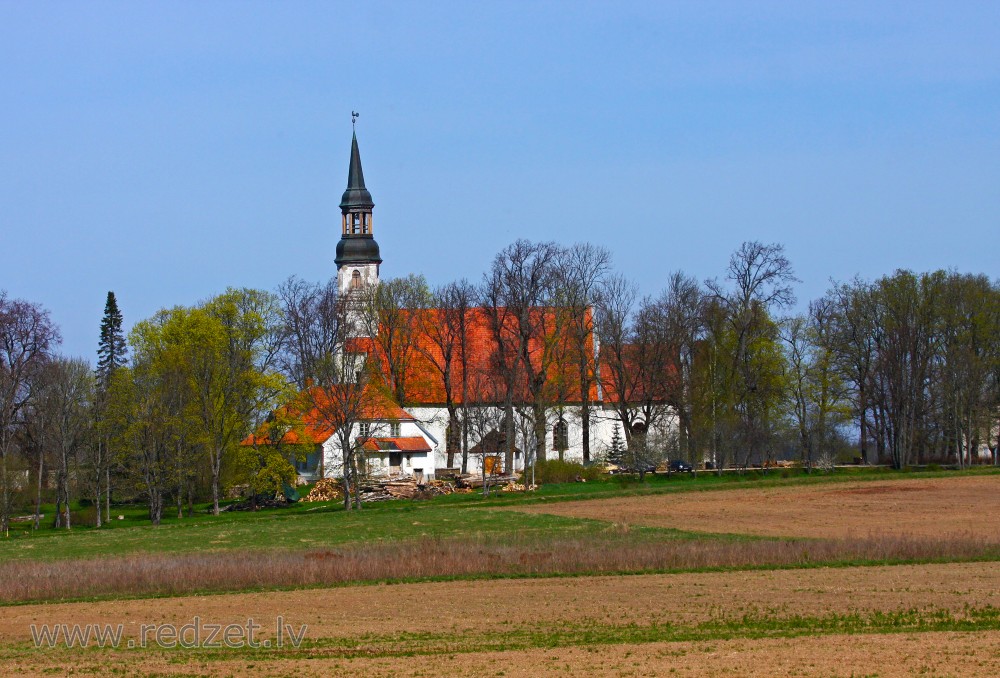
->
[365, 306, 601, 406]
[361, 436, 432, 453]
[243, 383, 415, 447]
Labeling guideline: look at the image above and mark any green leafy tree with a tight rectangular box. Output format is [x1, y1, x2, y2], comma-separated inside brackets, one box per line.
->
[191, 289, 288, 515]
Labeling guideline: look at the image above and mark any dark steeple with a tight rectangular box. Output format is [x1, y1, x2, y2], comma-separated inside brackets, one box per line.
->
[340, 132, 374, 210]
[336, 129, 382, 268]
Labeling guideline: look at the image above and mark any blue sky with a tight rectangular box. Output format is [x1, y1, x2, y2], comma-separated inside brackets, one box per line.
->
[2, 1, 998, 360]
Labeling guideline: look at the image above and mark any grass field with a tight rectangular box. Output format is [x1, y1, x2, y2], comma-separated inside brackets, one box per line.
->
[3, 467, 999, 676]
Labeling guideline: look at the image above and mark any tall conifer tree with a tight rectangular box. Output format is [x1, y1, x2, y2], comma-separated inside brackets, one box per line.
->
[94, 291, 126, 527]
[96, 291, 126, 387]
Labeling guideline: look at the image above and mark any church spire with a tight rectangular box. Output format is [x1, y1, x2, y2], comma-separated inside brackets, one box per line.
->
[340, 131, 374, 210]
[335, 123, 382, 289]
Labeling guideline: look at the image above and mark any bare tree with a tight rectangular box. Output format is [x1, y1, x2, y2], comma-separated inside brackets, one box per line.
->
[464, 373, 508, 497]
[0, 293, 60, 535]
[35, 357, 94, 528]
[361, 274, 430, 408]
[418, 280, 474, 470]
[595, 274, 641, 438]
[654, 272, 705, 464]
[278, 277, 341, 390]
[829, 278, 880, 465]
[280, 278, 369, 509]
[555, 243, 612, 464]
[483, 240, 565, 473]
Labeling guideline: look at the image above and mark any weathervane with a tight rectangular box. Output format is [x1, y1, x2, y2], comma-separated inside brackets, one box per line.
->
[352, 111, 359, 129]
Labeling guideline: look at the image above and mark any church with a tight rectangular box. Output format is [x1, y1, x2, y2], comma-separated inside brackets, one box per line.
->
[291, 131, 670, 482]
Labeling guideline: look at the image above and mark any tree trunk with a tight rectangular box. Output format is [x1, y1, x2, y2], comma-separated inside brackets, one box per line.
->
[93, 441, 102, 528]
[446, 409, 458, 469]
[504, 401, 515, 475]
[579, 359, 591, 464]
[55, 486, 63, 529]
[534, 403, 547, 464]
[211, 445, 222, 516]
[33, 452, 43, 531]
[149, 489, 162, 526]
[859, 390, 869, 464]
[0, 449, 8, 536]
[105, 467, 111, 525]
[461, 405, 469, 475]
[61, 448, 71, 530]
[341, 436, 353, 511]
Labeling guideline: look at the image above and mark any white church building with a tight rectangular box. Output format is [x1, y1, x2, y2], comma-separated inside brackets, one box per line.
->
[291, 131, 673, 482]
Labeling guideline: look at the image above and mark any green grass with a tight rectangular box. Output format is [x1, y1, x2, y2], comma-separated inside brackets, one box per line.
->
[4, 496, 745, 563]
[4, 465, 996, 564]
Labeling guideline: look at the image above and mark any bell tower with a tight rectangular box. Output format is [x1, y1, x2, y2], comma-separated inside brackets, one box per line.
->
[335, 120, 382, 295]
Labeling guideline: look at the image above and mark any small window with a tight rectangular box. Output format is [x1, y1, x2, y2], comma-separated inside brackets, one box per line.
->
[390, 421, 401, 437]
[359, 422, 371, 438]
[351, 270, 362, 289]
[553, 417, 569, 451]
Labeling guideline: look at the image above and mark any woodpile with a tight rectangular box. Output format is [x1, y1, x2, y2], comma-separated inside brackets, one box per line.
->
[501, 482, 537, 492]
[358, 477, 459, 502]
[303, 478, 344, 502]
[305, 475, 476, 503]
[454, 474, 519, 489]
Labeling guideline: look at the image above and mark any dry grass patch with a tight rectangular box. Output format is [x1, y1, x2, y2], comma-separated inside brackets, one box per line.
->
[1, 532, 997, 604]
[512, 475, 1000, 539]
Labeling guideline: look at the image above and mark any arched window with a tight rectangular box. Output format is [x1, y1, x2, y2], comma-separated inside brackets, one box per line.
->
[351, 270, 362, 289]
[553, 417, 569, 451]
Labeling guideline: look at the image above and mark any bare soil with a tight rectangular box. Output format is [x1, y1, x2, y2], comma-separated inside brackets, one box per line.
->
[11, 631, 993, 677]
[3, 562, 999, 675]
[513, 475, 1000, 538]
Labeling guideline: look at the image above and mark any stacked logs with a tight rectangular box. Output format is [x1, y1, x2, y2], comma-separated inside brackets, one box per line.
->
[303, 478, 344, 502]
[359, 478, 460, 502]
[454, 474, 519, 489]
[305, 476, 486, 503]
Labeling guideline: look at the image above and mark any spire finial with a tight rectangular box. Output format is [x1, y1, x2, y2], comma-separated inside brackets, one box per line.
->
[352, 111, 359, 130]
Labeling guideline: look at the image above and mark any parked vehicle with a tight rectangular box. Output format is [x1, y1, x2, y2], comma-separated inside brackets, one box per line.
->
[608, 462, 655, 475]
[667, 459, 695, 474]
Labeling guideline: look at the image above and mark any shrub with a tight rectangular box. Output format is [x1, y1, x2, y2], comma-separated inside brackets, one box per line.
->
[533, 460, 603, 484]
[69, 506, 97, 527]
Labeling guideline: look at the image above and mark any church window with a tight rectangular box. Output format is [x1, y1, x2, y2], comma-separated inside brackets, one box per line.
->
[351, 270, 362, 289]
[553, 417, 569, 451]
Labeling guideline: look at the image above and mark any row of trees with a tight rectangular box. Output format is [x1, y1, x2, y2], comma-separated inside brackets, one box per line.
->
[2, 240, 998, 528]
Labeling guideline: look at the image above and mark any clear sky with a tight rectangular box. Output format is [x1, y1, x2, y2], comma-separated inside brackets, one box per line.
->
[2, 1, 998, 360]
